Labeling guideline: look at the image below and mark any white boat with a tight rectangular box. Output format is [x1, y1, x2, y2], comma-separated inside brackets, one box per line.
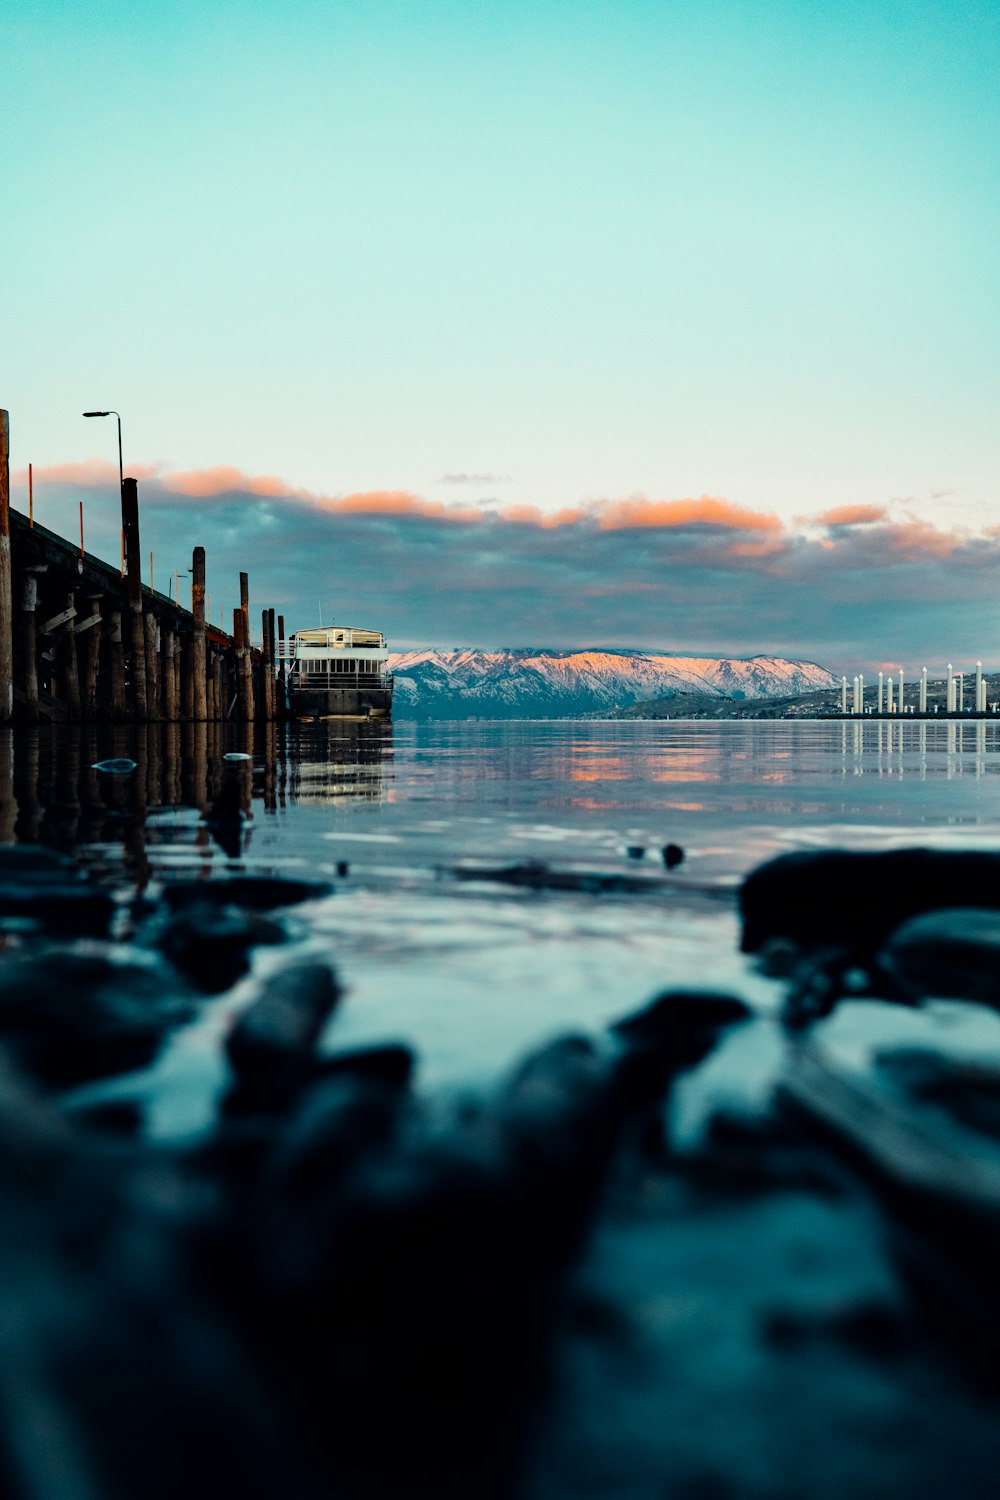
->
[286, 626, 393, 719]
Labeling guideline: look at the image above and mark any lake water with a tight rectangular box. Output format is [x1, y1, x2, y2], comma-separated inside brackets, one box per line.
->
[6, 717, 1000, 1120]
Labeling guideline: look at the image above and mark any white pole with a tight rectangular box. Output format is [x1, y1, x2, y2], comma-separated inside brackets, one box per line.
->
[853, 675, 860, 715]
[841, 676, 848, 715]
[886, 677, 894, 714]
[877, 671, 884, 714]
[898, 668, 904, 715]
[947, 663, 954, 713]
[977, 660, 984, 713]
[958, 672, 964, 713]
[920, 666, 928, 713]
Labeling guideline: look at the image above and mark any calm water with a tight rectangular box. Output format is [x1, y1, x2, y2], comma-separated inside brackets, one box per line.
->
[6, 717, 1000, 1121]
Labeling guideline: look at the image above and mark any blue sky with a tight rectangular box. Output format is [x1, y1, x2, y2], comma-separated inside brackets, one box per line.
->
[3, 0, 999, 667]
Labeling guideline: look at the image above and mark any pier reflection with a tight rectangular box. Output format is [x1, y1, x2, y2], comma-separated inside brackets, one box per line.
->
[0, 720, 393, 874]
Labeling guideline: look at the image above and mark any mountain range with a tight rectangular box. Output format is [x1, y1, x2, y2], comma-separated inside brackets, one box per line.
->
[386, 649, 837, 719]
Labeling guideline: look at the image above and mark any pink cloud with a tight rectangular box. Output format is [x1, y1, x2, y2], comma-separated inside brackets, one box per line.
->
[820, 504, 888, 526]
[597, 495, 782, 533]
[161, 465, 302, 498]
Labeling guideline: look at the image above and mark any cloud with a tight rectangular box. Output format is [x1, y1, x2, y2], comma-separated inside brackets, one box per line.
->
[597, 495, 782, 533]
[14, 459, 1000, 673]
[437, 472, 513, 485]
[819, 504, 888, 526]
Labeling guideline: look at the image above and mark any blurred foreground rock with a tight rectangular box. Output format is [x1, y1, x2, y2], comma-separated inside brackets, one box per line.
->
[0, 854, 998, 1497]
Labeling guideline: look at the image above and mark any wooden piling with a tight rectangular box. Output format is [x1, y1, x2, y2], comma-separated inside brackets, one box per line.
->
[172, 635, 181, 719]
[62, 591, 81, 720]
[20, 572, 38, 725]
[192, 545, 207, 721]
[121, 478, 148, 721]
[261, 608, 273, 721]
[162, 626, 178, 721]
[181, 636, 194, 721]
[109, 611, 126, 721]
[277, 612, 287, 719]
[0, 410, 12, 723]
[82, 597, 102, 719]
[145, 611, 161, 720]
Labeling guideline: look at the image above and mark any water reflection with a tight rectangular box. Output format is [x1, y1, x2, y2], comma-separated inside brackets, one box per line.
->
[2, 719, 1000, 885]
[0, 720, 394, 877]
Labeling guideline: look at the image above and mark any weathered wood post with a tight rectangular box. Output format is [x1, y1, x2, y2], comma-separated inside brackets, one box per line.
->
[277, 612, 287, 720]
[192, 546, 207, 721]
[239, 571, 255, 722]
[145, 611, 161, 719]
[261, 608, 273, 721]
[0, 411, 12, 722]
[121, 478, 148, 721]
[109, 610, 126, 721]
[233, 609, 247, 721]
[181, 635, 194, 720]
[20, 573, 39, 725]
[162, 626, 178, 721]
[81, 597, 102, 719]
[62, 591, 81, 720]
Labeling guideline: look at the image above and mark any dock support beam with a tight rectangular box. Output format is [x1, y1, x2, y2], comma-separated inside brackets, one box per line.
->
[20, 573, 38, 725]
[109, 611, 126, 721]
[192, 546, 207, 721]
[122, 478, 148, 722]
[0, 411, 12, 722]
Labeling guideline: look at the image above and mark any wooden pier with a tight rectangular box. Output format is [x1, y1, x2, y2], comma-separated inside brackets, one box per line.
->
[0, 410, 281, 725]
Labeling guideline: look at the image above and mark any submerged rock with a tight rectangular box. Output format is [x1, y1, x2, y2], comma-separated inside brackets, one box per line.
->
[225, 960, 342, 1104]
[881, 908, 1000, 1006]
[163, 875, 332, 913]
[741, 849, 1000, 955]
[153, 902, 286, 993]
[0, 946, 193, 1087]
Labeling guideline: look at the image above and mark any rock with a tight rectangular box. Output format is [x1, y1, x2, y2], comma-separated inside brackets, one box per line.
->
[881, 908, 1000, 1006]
[612, 990, 751, 1049]
[162, 875, 332, 913]
[0, 946, 194, 1087]
[876, 1047, 1000, 1141]
[317, 1042, 415, 1094]
[741, 849, 1000, 955]
[0, 845, 113, 937]
[154, 903, 286, 993]
[662, 843, 685, 869]
[0, 882, 114, 938]
[626, 845, 645, 860]
[451, 861, 661, 894]
[225, 961, 342, 1100]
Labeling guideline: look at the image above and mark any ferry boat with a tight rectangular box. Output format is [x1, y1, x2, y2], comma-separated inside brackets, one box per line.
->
[286, 626, 394, 720]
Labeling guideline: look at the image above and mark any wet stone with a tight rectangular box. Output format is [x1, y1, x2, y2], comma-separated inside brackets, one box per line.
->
[881, 907, 1000, 1006]
[162, 874, 332, 913]
[153, 903, 286, 993]
[662, 842, 685, 869]
[741, 848, 1000, 956]
[225, 960, 342, 1100]
[0, 946, 195, 1088]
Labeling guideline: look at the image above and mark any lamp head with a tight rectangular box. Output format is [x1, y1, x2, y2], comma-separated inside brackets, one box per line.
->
[82, 411, 110, 418]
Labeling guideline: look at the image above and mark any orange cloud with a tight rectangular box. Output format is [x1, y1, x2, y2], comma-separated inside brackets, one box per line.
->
[728, 538, 788, 559]
[820, 504, 888, 526]
[598, 495, 781, 533]
[326, 491, 475, 520]
[884, 520, 960, 560]
[18, 459, 160, 486]
[161, 465, 300, 498]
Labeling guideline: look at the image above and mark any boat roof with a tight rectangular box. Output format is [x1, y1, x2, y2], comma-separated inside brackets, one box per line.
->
[294, 627, 385, 643]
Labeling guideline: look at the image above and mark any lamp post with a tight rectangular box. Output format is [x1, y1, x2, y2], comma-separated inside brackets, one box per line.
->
[82, 410, 123, 496]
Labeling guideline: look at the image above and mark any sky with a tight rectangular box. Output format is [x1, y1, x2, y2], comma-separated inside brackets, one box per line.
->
[3, 0, 999, 673]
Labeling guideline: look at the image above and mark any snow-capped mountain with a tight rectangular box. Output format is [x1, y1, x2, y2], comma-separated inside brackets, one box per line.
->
[386, 649, 836, 719]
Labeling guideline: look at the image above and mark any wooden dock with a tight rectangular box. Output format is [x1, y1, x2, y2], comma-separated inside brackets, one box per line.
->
[0, 409, 285, 725]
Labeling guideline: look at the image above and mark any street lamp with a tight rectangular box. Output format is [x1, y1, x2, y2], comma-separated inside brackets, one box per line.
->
[82, 410, 123, 495]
